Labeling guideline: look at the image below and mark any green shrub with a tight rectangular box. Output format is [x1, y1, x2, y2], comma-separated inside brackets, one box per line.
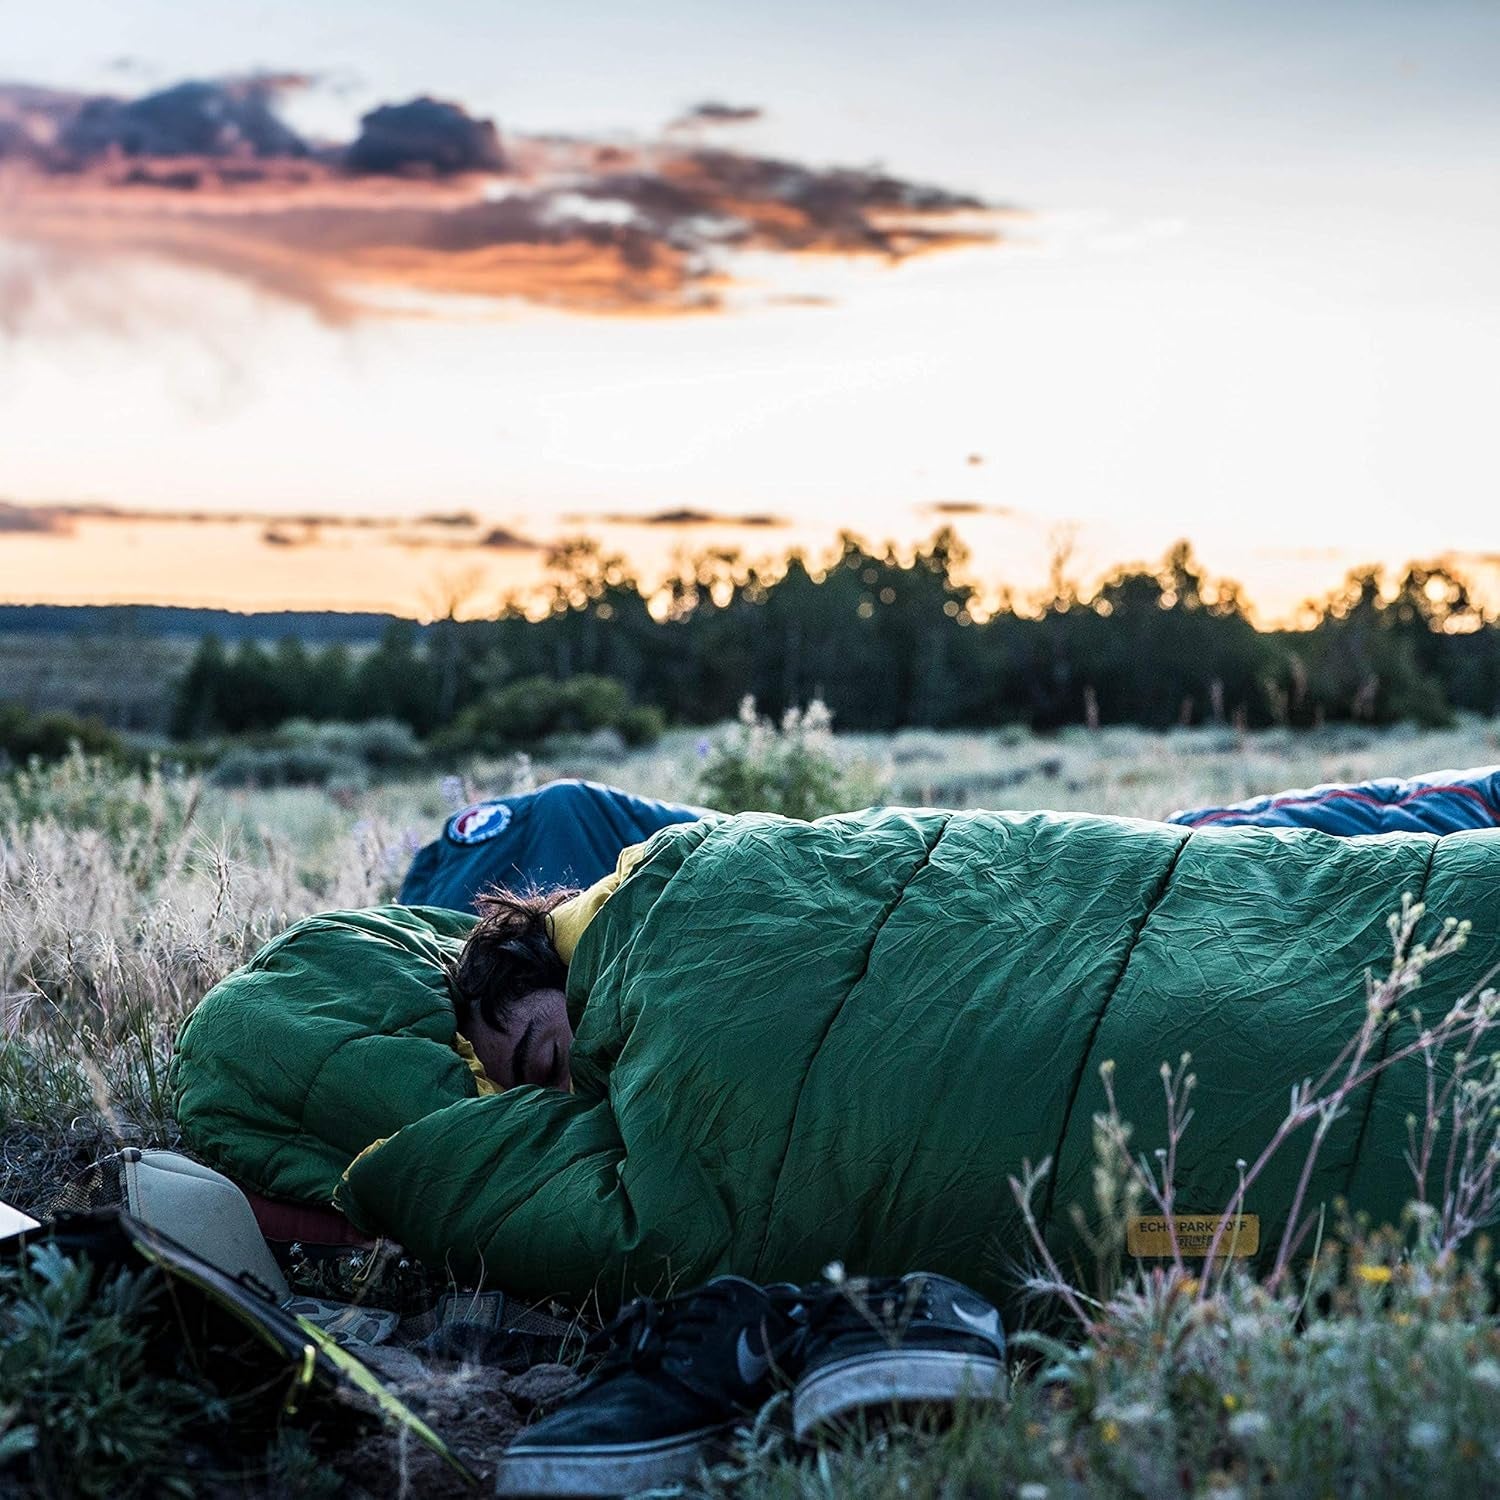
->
[0, 703, 121, 768]
[276, 717, 425, 770]
[442, 674, 660, 751]
[206, 719, 424, 789]
[0, 1244, 221, 1498]
[210, 743, 369, 791]
[695, 698, 888, 820]
[618, 703, 667, 748]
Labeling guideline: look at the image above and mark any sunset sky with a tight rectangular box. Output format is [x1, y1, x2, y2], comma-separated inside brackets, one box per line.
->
[2, 0, 1498, 622]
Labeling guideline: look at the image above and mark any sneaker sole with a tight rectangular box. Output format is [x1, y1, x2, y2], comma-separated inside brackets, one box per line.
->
[792, 1348, 1007, 1441]
[495, 1423, 729, 1496]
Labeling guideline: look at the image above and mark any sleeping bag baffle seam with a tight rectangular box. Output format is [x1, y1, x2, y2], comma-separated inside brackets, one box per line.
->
[1036, 830, 1191, 1243]
[1338, 836, 1438, 1200]
[749, 814, 953, 1280]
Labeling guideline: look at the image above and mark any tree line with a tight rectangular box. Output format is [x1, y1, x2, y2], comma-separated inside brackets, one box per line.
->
[170, 531, 1500, 742]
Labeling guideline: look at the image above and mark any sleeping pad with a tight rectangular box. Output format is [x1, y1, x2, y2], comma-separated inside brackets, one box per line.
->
[170, 809, 1500, 1313]
[398, 778, 705, 912]
[1170, 764, 1500, 835]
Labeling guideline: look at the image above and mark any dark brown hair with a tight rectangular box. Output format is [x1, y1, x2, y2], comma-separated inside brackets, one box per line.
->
[448, 886, 576, 1035]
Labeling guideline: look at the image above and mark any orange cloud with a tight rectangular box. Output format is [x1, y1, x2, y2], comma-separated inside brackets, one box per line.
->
[0, 79, 1001, 322]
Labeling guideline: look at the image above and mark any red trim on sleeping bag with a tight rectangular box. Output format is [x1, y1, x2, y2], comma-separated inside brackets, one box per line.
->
[1179, 782, 1500, 829]
[242, 1188, 374, 1247]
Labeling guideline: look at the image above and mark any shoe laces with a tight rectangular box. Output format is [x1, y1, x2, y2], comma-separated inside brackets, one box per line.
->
[801, 1275, 929, 1343]
[588, 1282, 759, 1374]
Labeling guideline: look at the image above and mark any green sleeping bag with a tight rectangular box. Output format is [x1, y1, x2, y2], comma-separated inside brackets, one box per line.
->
[170, 809, 1500, 1310]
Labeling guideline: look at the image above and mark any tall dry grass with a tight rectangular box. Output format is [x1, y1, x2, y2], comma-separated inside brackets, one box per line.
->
[0, 753, 410, 1203]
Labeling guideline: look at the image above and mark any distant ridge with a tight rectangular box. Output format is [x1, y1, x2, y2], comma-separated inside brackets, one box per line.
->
[0, 604, 418, 643]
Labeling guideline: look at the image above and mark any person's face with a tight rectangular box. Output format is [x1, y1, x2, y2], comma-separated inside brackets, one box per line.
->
[466, 987, 573, 1092]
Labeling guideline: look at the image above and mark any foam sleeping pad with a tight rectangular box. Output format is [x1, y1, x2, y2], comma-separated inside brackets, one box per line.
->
[397, 778, 704, 913]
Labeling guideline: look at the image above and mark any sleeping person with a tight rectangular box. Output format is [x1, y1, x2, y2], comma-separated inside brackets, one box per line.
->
[171, 805, 1500, 1313]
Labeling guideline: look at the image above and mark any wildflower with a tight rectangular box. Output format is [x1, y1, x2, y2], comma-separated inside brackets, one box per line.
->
[1180, 1277, 1200, 1297]
[823, 1260, 846, 1285]
[1355, 1264, 1392, 1285]
[1099, 1419, 1120, 1444]
[1407, 1420, 1442, 1451]
[1472, 1359, 1500, 1391]
[1222, 1392, 1240, 1411]
[1018, 1486, 1050, 1500]
[1228, 1410, 1270, 1441]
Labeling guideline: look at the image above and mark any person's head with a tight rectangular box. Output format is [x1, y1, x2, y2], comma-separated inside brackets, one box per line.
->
[448, 886, 576, 1091]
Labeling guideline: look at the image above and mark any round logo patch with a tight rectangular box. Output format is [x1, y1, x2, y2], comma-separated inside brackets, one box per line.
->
[448, 801, 514, 845]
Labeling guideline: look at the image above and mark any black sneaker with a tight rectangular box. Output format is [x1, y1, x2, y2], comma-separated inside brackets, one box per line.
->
[791, 1272, 1007, 1441]
[496, 1276, 800, 1497]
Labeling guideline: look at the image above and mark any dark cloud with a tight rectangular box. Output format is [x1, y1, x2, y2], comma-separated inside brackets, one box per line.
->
[919, 501, 1016, 518]
[261, 525, 315, 547]
[59, 78, 309, 163]
[569, 508, 789, 528]
[346, 97, 505, 176]
[672, 102, 764, 128]
[417, 511, 480, 527]
[388, 523, 540, 551]
[2, 499, 556, 557]
[0, 502, 72, 535]
[478, 527, 539, 549]
[679, 150, 987, 255]
[0, 500, 495, 535]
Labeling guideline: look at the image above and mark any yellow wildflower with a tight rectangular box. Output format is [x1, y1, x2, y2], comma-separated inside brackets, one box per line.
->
[1100, 1419, 1120, 1444]
[1356, 1264, 1392, 1285]
[1222, 1393, 1239, 1411]
[1180, 1277, 1200, 1297]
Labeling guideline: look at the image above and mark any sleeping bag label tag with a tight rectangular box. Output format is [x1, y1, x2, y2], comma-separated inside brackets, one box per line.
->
[1127, 1214, 1259, 1258]
[449, 802, 513, 844]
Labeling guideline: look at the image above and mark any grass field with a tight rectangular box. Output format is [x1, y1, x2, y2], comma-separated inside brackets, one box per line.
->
[3, 717, 1500, 1495]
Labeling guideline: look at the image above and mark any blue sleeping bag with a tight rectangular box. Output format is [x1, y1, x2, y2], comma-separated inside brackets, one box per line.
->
[398, 779, 705, 912]
[1169, 764, 1500, 836]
